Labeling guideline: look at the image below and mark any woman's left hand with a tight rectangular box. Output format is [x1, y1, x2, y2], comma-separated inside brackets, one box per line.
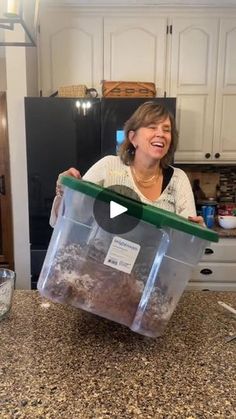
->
[188, 215, 206, 227]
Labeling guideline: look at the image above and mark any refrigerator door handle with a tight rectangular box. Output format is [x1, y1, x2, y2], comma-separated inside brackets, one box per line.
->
[0, 175, 6, 195]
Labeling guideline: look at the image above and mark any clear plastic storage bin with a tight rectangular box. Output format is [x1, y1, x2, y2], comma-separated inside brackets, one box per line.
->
[38, 177, 218, 337]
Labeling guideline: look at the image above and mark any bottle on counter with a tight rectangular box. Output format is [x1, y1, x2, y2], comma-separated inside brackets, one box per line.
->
[192, 179, 206, 203]
[200, 198, 218, 228]
[216, 184, 221, 203]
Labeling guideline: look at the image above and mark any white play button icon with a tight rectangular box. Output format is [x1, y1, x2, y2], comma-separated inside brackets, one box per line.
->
[110, 200, 128, 219]
[93, 184, 142, 234]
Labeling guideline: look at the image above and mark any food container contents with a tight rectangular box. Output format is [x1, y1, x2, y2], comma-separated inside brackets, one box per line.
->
[0, 269, 15, 320]
[38, 177, 218, 337]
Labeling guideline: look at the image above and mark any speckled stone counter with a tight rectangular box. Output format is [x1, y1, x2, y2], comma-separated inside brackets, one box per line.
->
[213, 225, 236, 238]
[0, 291, 235, 419]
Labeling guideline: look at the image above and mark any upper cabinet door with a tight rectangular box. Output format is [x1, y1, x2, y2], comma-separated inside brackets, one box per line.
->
[170, 18, 218, 162]
[39, 11, 103, 96]
[213, 19, 236, 162]
[104, 17, 168, 97]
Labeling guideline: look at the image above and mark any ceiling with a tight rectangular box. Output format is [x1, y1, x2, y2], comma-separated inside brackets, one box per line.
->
[40, 0, 236, 5]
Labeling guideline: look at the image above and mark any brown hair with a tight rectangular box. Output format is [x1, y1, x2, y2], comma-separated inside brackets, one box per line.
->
[119, 101, 178, 168]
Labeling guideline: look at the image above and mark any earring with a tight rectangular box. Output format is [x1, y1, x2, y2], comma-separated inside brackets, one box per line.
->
[128, 146, 135, 155]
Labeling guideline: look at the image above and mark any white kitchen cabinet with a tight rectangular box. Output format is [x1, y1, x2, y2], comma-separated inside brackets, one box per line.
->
[38, 7, 236, 163]
[39, 10, 103, 96]
[174, 17, 236, 163]
[188, 238, 236, 291]
[103, 15, 236, 165]
[212, 19, 236, 163]
[103, 17, 167, 97]
[170, 17, 219, 163]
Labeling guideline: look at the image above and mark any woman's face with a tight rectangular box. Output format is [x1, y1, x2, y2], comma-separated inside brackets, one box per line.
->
[128, 116, 172, 162]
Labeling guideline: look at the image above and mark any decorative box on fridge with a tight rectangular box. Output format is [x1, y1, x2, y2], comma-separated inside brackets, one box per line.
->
[102, 81, 156, 98]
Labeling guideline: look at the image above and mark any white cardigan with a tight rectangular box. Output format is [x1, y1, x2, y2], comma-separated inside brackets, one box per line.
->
[50, 155, 196, 227]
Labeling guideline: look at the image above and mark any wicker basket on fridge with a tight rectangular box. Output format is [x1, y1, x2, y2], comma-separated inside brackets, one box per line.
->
[58, 85, 88, 98]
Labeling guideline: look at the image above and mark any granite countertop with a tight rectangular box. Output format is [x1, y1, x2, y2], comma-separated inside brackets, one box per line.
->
[213, 225, 236, 238]
[0, 291, 235, 418]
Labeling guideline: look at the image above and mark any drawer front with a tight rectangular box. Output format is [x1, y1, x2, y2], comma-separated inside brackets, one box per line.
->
[192, 262, 236, 282]
[187, 281, 236, 291]
[202, 240, 236, 262]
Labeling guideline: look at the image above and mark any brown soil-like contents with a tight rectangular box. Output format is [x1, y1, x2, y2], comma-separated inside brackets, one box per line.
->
[42, 243, 173, 336]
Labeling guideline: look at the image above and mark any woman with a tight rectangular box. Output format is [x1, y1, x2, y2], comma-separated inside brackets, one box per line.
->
[50, 101, 203, 226]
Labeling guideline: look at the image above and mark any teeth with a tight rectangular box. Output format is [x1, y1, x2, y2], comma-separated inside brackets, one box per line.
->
[152, 142, 164, 147]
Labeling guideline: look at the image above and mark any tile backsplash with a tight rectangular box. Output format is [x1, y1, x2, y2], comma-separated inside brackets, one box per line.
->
[177, 165, 236, 203]
[219, 167, 236, 202]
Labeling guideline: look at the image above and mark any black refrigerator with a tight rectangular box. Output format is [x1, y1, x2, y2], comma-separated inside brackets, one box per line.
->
[25, 96, 176, 288]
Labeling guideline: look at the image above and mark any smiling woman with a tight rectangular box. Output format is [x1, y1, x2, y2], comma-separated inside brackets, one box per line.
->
[114, 102, 176, 202]
[119, 101, 177, 169]
[50, 101, 203, 227]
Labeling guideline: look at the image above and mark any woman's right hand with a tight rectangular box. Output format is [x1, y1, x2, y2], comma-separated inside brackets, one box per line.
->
[56, 167, 81, 197]
[59, 167, 81, 179]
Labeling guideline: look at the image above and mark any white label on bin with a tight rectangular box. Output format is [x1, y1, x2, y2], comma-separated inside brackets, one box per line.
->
[104, 236, 140, 274]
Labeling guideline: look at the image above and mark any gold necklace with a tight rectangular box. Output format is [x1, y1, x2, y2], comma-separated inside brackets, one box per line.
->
[131, 166, 161, 187]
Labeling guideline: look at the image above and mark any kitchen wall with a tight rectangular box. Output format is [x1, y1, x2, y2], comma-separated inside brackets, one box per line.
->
[0, 57, 7, 90]
[3, 26, 40, 289]
[26, 48, 39, 97]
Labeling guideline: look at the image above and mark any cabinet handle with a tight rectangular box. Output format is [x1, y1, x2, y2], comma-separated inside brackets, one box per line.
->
[205, 153, 211, 159]
[200, 268, 213, 275]
[215, 152, 220, 159]
[0, 175, 6, 195]
[204, 248, 214, 255]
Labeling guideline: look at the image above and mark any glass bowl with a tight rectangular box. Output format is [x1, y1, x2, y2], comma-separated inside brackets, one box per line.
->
[0, 268, 15, 320]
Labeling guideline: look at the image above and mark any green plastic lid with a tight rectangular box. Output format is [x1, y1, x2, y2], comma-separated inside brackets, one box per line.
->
[61, 176, 219, 243]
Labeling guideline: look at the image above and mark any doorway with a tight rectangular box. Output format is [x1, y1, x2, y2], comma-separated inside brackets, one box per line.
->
[0, 92, 14, 269]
